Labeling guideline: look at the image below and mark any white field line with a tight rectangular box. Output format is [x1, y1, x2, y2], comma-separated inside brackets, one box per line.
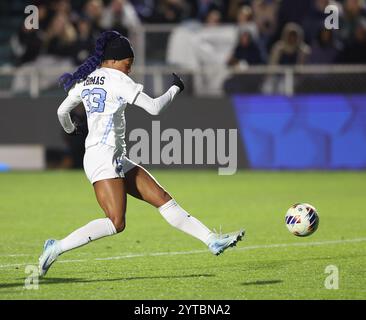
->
[0, 237, 365, 270]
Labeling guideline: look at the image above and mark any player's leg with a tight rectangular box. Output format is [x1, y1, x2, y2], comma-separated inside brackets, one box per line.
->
[93, 178, 127, 233]
[124, 165, 172, 208]
[125, 165, 244, 252]
[125, 166, 213, 244]
[39, 178, 126, 276]
[58, 178, 126, 254]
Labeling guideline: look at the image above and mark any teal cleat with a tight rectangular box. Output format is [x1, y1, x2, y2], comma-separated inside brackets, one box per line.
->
[38, 239, 61, 277]
[208, 229, 245, 256]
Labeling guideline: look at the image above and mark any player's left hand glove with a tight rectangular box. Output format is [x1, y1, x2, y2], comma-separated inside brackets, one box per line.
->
[172, 73, 185, 92]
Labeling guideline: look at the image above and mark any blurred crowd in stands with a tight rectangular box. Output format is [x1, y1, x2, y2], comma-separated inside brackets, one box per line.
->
[5, 0, 366, 95]
[10, 0, 366, 67]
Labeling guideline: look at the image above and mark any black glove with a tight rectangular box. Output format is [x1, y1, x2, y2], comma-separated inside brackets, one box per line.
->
[172, 73, 185, 92]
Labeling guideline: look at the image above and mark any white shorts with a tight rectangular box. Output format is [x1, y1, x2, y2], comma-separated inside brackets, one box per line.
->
[83, 144, 137, 184]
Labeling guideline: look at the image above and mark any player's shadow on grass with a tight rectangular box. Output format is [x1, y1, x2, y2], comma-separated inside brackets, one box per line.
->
[0, 274, 215, 289]
[241, 280, 283, 286]
[42, 273, 215, 284]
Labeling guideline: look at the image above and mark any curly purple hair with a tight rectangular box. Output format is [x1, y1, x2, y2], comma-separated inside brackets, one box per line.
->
[59, 30, 121, 92]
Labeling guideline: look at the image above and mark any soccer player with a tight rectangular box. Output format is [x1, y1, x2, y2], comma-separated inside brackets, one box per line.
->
[38, 31, 244, 276]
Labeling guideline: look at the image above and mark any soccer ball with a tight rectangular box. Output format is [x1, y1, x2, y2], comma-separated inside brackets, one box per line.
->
[285, 203, 319, 237]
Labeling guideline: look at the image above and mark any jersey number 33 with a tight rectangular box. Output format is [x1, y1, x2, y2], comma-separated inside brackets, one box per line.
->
[81, 88, 107, 114]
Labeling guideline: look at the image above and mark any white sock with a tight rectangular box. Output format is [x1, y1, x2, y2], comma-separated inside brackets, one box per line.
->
[59, 218, 117, 254]
[158, 199, 214, 245]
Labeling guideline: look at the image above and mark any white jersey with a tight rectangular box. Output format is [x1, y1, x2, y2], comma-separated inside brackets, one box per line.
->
[68, 67, 143, 155]
[57, 66, 180, 161]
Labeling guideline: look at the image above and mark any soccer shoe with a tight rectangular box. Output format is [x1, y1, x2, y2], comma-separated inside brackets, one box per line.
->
[38, 239, 61, 277]
[208, 229, 245, 256]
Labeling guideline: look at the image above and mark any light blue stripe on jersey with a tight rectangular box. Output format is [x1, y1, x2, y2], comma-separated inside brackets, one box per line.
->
[101, 114, 114, 144]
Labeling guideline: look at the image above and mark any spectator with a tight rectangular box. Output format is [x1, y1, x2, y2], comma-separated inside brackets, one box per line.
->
[83, 0, 105, 35]
[309, 28, 340, 64]
[339, 0, 366, 44]
[237, 5, 254, 25]
[302, 0, 336, 44]
[11, 12, 76, 94]
[269, 22, 311, 65]
[252, 0, 278, 38]
[224, 30, 265, 94]
[204, 7, 222, 25]
[129, 0, 156, 22]
[150, 0, 187, 23]
[43, 13, 77, 57]
[10, 26, 44, 66]
[190, 0, 223, 21]
[237, 5, 258, 34]
[264, 23, 311, 94]
[100, 0, 141, 36]
[73, 17, 95, 65]
[251, 0, 278, 62]
[236, 5, 261, 50]
[227, 30, 265, 67]
[337, 18, 366, 63]
[226, 0, 250, 22]
[10, 3, 48, 66]
[35, 1, 52, 30]
[49, 0, 74, 17]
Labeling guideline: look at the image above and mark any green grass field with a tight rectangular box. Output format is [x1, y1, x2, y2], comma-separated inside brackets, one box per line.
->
[0, 170, 365, 300]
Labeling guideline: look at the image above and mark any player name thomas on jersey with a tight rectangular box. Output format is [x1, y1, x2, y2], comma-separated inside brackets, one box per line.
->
[83, 76, 105, 86]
